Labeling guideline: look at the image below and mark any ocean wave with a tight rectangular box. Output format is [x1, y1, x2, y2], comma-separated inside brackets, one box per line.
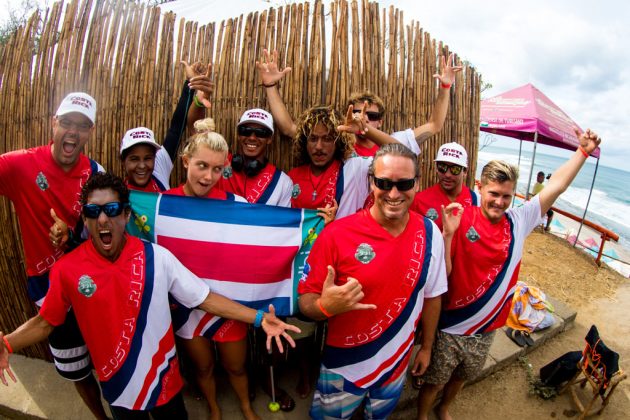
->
[557, 186, 630, 230]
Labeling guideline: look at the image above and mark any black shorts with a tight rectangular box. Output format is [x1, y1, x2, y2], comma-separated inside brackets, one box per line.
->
[47, 308, 93, 381]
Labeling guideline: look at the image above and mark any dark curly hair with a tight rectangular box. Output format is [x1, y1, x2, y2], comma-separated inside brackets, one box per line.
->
[293, 105, 354, 167]
[80, 172, 130, 206]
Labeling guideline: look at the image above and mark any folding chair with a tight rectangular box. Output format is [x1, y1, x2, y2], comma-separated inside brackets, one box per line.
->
[559, 325, 627, 419]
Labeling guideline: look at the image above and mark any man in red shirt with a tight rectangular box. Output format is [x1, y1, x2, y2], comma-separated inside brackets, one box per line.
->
[298, 143, 448, 419]
[0, 92, 108, 418]
[415, 129, 601, 420]
[0, 173, 299, 418]
[346, 53, 461, 158]
[411, 142, 479, 231]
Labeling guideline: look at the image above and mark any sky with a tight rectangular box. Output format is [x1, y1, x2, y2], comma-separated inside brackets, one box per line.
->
[2, 0, 628, 169]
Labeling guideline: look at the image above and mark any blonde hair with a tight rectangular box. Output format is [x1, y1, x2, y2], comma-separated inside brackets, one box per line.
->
[480, 160, 519, 186]
[182, 118, 228, 158]
[346, 91, 385, 114]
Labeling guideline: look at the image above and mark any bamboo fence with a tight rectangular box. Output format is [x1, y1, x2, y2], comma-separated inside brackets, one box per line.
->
[0, 0, 480, 359]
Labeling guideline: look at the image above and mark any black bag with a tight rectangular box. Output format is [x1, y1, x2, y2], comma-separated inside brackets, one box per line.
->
[539, 350, 582, 387]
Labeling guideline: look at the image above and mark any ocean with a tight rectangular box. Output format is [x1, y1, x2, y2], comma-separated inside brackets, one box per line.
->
[475, 143, 630, 250]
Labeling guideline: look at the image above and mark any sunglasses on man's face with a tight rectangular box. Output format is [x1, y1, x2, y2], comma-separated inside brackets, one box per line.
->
[372, 176, 416, 192]
[436, 162, 464, 176]
[237, 125, 273, 138]
[82, 202, 129, 219]
[351, 109, 382, 122]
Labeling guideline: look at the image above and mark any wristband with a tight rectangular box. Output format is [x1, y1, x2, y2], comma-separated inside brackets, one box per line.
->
[260, 82, 278, 88]
[578, 146, 589, 158]
[193, 95, 206, 108]
[317, 298, 333, 318]
[440, 82, 452, 89]
[2, 335, 13, 354]
[254, 309, 264, 328]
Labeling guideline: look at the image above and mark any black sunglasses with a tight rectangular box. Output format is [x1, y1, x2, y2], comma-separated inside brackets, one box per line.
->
[82, 202, 129, 219]
[351, 109, 382, 122]
[237, 125, 272, 138]
[436, 162, 464, 176]
[372, 176, 416, 192]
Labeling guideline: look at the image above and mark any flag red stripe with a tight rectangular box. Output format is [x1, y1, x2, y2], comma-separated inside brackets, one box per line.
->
[157, 236, 297, 283]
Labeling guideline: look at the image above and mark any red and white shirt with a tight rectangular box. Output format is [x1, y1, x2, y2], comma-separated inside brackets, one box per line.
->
[220, 157, 292, 207]
[298, 209, 447, 387]
[411, 183, 480, 231]
[439, 196, 542, 335]
[0, 144, 102, 303]
[40, 235, 209, 410]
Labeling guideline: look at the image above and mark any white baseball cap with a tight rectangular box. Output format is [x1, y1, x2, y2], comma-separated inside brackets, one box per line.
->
[435, 142, 468, 168]
[237, 108, 274, 134]
[56, 92, 97, 124]
[120, 127, 161, 155]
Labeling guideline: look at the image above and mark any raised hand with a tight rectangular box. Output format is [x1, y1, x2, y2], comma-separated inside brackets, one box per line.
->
[441, 202, 464, 237]
[317, 199, 338, 226]
[0, 332, 17, 386]
[181, 61, 213, 109]
[261, 304, 301, 353]
[575, 128, 601, 155]
[49, 208, 68, 248]
[319, 265, 376, 316]
[433, 53, 462, 87]
[337, 102, 368, 136]
[256, 49, 292, 87]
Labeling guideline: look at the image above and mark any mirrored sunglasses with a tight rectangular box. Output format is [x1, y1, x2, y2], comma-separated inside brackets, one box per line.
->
[351, 109, 382, 122]
[237, 125, 272, 138]
[436, 162, 463, 176]
[373, 176, 416, 192]
[82, 202, 129, 219]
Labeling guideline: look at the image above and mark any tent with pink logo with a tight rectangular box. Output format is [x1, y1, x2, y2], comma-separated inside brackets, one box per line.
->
[479, 83, 601, 244]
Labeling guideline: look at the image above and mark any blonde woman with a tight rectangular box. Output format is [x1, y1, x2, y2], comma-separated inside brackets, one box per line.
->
[164, 119, 257, 420]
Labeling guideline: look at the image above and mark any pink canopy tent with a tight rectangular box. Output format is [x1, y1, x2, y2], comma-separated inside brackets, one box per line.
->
[479, 83, 601, 244]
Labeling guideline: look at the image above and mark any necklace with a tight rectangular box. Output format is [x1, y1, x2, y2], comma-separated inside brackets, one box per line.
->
[309, 167, 326, 201]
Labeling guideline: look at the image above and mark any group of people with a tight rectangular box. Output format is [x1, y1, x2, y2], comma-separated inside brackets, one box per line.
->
[0, 49, 601, 420]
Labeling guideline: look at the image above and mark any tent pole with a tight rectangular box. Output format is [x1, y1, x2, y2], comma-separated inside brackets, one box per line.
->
[573, 155, 599, 248]
[512, 140, 524, 208]
[525, 132, 539, 201]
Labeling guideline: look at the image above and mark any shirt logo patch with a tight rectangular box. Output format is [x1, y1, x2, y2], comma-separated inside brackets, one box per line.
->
[466, 226, 480, 243]
[77, 275, 97, 297]
[355, 243, 376, 264]
[291, 184, 301, 199]
[222, 166, 233, 179]
[426, 208, 439, 221]
[36, 172, 49, 191]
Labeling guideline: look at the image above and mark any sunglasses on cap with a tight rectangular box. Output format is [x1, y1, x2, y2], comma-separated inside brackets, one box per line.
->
[436, 162, 464, 176]
[372, 176, 416, 192]
[351, 109, 382, 122]
[237, 125, 273, 138]
[82, 202, 129, 219]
